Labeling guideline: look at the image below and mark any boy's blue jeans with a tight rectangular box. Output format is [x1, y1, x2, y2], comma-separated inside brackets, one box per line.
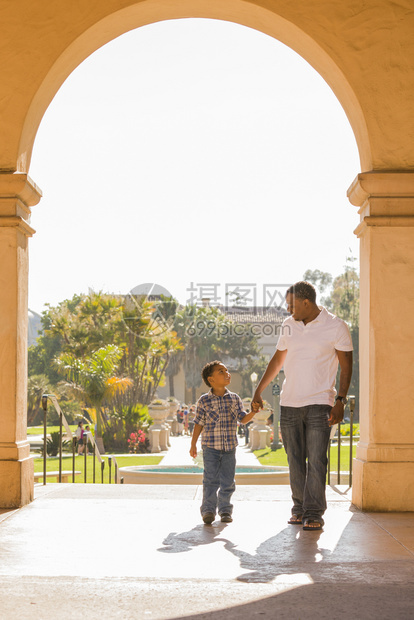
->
[201, 447, 236, 516]
[280, 404, 331, 523]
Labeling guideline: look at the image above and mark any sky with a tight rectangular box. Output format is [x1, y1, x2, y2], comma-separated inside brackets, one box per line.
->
[28, 18, 361, 315]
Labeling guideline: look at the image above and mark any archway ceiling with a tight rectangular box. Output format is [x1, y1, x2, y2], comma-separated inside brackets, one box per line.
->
[1, 0, 413, 173]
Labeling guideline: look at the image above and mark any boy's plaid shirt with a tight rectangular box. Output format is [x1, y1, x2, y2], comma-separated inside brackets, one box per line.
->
[194, 389, 248, 451]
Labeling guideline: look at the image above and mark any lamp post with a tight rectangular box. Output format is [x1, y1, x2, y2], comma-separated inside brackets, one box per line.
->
[246, 372, 258, 446]
[41, 394, 48, 485]
[250, 371, 258, 399]
[271, 370, 283, 450]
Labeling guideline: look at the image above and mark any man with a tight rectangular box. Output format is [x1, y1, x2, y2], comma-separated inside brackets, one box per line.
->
[253, 281, 353, 530]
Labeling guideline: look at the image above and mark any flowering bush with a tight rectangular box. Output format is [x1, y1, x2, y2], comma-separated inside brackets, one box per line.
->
[102, 404, 152, 452]
[340, 423, 360, 437]
[128, 430, 149, 453]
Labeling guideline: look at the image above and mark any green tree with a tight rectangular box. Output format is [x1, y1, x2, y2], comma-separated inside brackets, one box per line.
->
[28, 292, 119, 384]
[323, 257, 359, 415]
[164, 353, 182, 397]
[304, 257, 359, 329]
[28, 318, 65, 386]
[153, 296, 182, 397]
[30, 291, 181, 407]
[173, 305, 217, 402]
[55, 344, 132, 452]
[116, 296, 183, 405]
[303, 269, 333, 295]
[324, 255, 359, 328]
[46, 291, 121, 357]
[173, 305, 262, 402]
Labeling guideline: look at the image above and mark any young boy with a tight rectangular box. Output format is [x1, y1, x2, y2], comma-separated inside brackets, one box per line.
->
[189, 360, 257, 524]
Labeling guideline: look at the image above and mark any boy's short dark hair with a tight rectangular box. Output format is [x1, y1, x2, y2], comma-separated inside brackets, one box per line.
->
[202, 360, 222, 387]
[286, 281, 316, 304]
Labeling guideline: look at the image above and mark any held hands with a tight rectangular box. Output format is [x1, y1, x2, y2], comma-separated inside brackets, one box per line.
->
[245, 398, 262, 422]
[252, 393, 263, 411]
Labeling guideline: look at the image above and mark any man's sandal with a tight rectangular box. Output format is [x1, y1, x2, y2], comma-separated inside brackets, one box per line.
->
[302, 519, 323, 531]
[288, 514, 303, 525]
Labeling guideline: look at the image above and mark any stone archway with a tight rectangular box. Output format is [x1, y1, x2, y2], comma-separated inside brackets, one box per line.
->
[1, 0, 413, 509]
[14, 0, 372, 174]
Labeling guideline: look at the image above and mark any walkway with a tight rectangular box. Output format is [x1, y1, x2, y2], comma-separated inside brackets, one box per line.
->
[0, 439, 413, 619]
[160, 434, 260, 467]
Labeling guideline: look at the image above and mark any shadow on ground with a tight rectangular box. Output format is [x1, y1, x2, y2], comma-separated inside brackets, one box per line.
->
[159, 521, 332, 583]
[176, 583, 414, 620]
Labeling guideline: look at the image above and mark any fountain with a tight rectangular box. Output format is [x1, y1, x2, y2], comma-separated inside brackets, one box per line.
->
[118, 464, 289, 485]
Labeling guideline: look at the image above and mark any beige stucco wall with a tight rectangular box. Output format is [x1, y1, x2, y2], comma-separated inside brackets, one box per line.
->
[0, 0, 413, 174]
[1, 0, 414, 508]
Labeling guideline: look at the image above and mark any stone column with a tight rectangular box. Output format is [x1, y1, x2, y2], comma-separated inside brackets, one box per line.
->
[348, 171, 414, 511]
[0, 173, 41, 507]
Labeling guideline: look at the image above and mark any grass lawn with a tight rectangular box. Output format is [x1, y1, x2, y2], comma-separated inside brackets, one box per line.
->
[254, 443, 357, 473]
[33, 454, 163, 484]
[254, 447, 289, 466]
[327, 443, 357, 472]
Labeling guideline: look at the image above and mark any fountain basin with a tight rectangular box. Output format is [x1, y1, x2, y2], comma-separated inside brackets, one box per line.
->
[119, 464, 289, 485]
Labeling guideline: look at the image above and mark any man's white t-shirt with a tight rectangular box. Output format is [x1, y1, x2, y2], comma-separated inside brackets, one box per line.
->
[277, 307, 353, 407]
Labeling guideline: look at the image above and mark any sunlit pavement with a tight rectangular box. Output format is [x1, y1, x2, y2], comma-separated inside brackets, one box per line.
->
[160, 433, 261, 467]
[0, 441, 413, 618]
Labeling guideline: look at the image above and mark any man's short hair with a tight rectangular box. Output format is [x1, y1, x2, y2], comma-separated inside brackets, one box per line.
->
[202, 360, 222, 387]
[286, 281, 317, 304]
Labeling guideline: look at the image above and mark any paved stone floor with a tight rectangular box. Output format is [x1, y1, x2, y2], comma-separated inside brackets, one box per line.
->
[0, 437, 413, 619]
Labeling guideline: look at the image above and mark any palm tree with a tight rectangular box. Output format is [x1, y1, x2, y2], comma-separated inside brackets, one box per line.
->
[165, 352, 182, 397]
[55, 344, 132, 453]
[27, 374, 52, 425]
[118, 296, 183, 405]
[46, 291, 121, 358]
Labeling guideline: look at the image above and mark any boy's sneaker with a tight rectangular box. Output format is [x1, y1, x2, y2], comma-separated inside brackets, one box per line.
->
[220, 513, 233, 523]
[202, 513, 215, 524]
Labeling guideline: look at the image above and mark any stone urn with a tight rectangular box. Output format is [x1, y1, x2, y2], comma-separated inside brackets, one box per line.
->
[249, 401, 272, 451]
[166, 397, 179, 422]
[148, 399, 169, 452]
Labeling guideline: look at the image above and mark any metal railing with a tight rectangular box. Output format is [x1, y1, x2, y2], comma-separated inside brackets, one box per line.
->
[327, 395, 356, 487]
[39, 394, 119, 485]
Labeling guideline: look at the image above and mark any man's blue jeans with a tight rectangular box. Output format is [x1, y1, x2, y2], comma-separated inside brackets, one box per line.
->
[280, 405, 331, 523]
[201, 447, 236, 516]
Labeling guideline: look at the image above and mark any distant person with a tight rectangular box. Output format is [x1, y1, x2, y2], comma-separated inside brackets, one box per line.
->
[188, 407, 195, 434]
[244, 420, 252, 445]
[253, 281, 353, 531]
[176, 408, 184, 435]
[183, 407, 190, 435]
[190, 360, 257, 524]
[85, 424, 92, 454]
[75, 421, 85, 455]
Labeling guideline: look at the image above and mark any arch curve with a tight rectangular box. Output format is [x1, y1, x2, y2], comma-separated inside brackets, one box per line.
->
[17, 0, 370, 173]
